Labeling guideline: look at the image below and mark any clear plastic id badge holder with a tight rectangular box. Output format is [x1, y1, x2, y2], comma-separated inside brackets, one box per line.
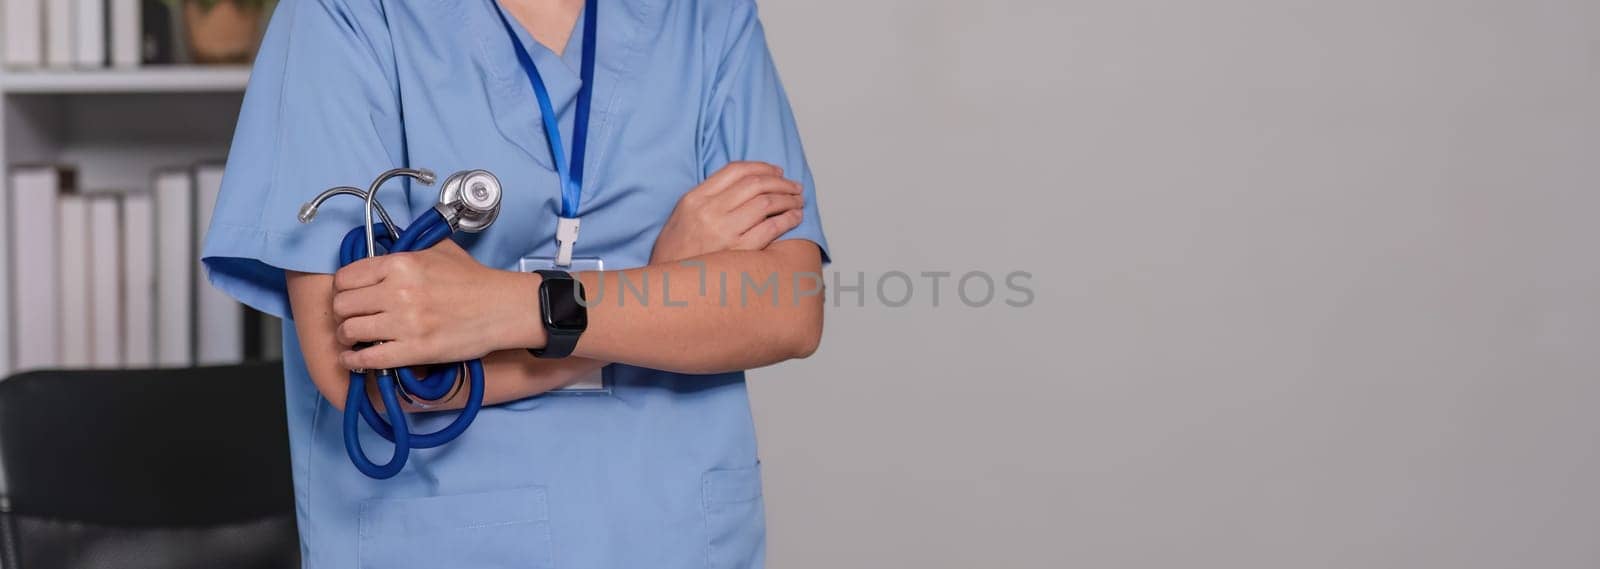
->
[519, 255, 609, 393]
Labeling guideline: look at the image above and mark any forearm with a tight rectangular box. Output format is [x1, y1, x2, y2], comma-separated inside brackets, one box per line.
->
[290, 271, 602, 411]
[376, 352, 604, 413]
[510, 240, 825, 374]
[329, 240, 825, 376]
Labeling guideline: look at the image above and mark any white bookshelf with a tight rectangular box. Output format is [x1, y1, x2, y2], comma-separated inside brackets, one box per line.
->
[1, 65, 246, 190]
[0, 65, 251, 94]
[1, 65, 251, 375]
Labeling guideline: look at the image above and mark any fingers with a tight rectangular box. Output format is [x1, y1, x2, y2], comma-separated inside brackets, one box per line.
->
[333, 250, 433, 294]
[719, 174, 801, 211]
[334, 313, 396, 346]
[331, 285, 388, 319]
[333, 256, 390, 291]
[339, 341, 408, 371]
[735, 209, 804, 250]
[700, 161, 782, 195]
[729, 192, 804, 230]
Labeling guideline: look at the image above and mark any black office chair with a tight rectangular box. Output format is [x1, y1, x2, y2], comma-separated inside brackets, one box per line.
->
[0, 363, 299, 569]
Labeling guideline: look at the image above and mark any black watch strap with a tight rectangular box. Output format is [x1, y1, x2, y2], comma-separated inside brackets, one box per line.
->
[532, 330, 580, 359]
[530, 269, 583, 359]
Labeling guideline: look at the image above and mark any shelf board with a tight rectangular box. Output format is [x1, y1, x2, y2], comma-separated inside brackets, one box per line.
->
[0, 66, 251, 94]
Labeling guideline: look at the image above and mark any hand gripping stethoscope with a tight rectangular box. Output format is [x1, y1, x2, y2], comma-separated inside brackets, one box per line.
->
[297, 167, 504, 479]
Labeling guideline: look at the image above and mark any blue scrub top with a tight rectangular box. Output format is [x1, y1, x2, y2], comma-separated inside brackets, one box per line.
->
[200, 0, 828, 567]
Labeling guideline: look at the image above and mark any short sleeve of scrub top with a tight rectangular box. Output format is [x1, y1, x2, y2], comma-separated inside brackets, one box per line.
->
[199, 1, 825, 568]
[699, 0, 830, 262]
[202, 0, 407, 317]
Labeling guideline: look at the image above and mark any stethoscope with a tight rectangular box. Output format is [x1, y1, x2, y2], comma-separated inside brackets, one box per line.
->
[297, 167, 504, 479]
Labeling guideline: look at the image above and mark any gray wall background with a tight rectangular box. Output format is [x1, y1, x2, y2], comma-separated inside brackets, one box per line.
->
[746, 1, 1600, 567]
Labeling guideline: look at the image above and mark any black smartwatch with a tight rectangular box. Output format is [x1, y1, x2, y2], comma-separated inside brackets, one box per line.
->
[529, 269, 587, 358]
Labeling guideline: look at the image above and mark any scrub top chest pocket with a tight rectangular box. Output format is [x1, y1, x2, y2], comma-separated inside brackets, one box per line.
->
[358, 486, 553, 569]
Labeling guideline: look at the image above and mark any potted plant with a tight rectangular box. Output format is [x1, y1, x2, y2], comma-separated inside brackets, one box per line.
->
[174, 0, 270, 63]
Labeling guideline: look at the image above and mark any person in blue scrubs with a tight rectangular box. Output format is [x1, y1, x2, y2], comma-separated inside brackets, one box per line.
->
[200, 0, 828, 567]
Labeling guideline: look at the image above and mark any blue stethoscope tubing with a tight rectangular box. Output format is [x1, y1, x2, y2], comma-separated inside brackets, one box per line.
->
[337, 208, 486, 480]
[341, 0, 600, 480]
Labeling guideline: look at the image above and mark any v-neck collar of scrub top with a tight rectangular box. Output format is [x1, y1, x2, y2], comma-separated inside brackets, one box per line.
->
[474, 0, 645, 214]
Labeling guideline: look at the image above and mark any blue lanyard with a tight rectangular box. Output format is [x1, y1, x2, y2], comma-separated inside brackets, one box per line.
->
[495, 0, 598, 219]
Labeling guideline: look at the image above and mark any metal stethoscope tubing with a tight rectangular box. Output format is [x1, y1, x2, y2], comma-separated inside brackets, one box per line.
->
[300, 187, 400, 241]
[298, 168, 503, 479]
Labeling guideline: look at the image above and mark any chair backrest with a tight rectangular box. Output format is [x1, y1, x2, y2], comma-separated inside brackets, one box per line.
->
[0, 363, 299, 569]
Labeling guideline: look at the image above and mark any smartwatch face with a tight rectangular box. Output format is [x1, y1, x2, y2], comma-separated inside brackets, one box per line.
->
[540, 278, 588, 331]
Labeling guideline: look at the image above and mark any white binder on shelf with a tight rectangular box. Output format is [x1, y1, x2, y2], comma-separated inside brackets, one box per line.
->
[193, 163, 242, 365]
[3, 0, 45, 67]
[9, 166, 69, 371]
[44, 0, 73, 67]
[58, 194, 91, 368]
[87, 195, 123, 367]
[109, 0, 141, 67]
[123, 192, 156, 367]
[153, 168, 194, 367]
[73, 0, 104, 67]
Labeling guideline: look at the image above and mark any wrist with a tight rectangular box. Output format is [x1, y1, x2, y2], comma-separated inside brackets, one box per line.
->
[494, 270, 547, 352]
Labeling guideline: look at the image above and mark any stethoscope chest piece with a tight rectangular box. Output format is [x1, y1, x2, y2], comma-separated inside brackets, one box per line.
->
[436, 169, 502, 233]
